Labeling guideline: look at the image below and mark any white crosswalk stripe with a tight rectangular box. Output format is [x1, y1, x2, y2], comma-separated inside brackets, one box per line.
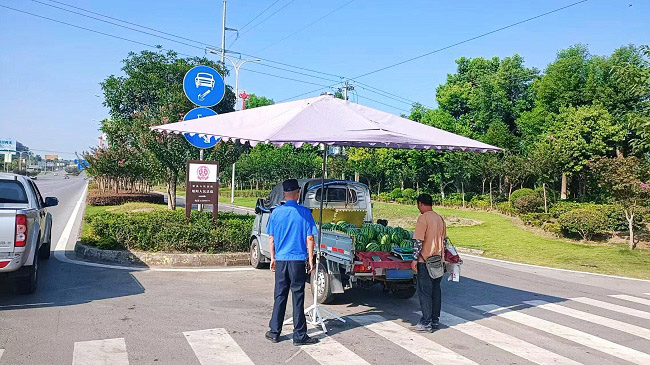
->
[609, 294, 650, 307]
[525, 300, 650, 341]
[299, 330, 370, 365]
[72, 338, 129, 365]
[475, 304, 650, 365]
[439, 311, 582, 365]
[0, 349, 4, 361]
[183, 328, 254, 365]
[571, 297, 650, 320]
[352, 314, 477, 365]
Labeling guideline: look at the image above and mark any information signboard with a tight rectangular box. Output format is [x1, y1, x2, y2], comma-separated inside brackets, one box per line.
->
[0, 138, 16, 152]
[183, 66, 225, 107]
[185, 160, 219, 221]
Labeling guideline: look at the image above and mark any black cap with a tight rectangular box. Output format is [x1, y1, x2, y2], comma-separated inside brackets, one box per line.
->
[282, 179, 300, 192]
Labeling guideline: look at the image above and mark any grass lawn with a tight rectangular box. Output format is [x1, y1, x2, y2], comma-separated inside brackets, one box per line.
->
[223, 197, 257, 209]
[373, 202, 650, 280]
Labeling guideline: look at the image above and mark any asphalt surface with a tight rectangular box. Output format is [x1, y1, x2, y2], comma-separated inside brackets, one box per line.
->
[2, 174, 650, 364]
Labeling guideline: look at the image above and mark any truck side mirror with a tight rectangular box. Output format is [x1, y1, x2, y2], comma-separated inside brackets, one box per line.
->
[44, 197, 58, 207]
[255, 198, 264, 214]
[377, 219, 388, 227]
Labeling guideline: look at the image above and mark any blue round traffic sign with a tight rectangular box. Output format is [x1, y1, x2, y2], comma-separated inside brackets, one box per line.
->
[183, 107, 220, 149]
[183, 66, 225, 107]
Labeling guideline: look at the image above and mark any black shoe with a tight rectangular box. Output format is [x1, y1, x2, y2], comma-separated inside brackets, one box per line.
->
[431, 320, 440, 331]
[265, 331, 279, 343]
[293, 336, 319, 346]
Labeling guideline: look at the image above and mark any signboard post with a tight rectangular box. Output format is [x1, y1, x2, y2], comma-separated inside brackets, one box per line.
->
[185, 160, 219, 222]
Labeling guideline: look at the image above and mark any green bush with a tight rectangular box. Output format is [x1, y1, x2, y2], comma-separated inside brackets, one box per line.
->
[496, 202, 517, 216]
[520, 213, 552, 227]
[549, 201, 585, 218]
[218, 189, 271, 198]
[389, 188, 403, 200]
[534, 186, 558, 204]
[402, 188, 417, 201]
[549, 201, 645, 232]
[87, 191, 165, 206]
[509, 188, 536, 204]
[85, 209, 254, 253]
[542, 222, 562, 234]
[558, 207, 609, 241]
[376, 192, 391, 202]
[513, 195, 544, 214]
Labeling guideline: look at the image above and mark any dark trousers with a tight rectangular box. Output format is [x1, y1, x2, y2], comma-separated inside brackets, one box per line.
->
[416, 262, 442, 325]
[269, 260, 308, 342]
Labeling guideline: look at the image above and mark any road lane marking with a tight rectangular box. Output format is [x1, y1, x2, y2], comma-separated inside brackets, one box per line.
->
[183, 328, 253, 365]
[525, 300, 650, 341]
[297, 330, 370, 365]
[352, 314, 476, 364]
[53, 183, 254, 272]
[72, 338, 129, 365]
[609, 294, 650, 307]
[0, 349, 3, 361]
[571, 297, 650, 320]
[474, 304, 650, 365]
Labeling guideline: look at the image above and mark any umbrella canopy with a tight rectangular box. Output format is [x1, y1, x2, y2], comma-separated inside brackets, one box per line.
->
[151, 95, 501, 152]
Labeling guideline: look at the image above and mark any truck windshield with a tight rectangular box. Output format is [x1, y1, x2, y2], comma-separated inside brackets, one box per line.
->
[0, 180, 28, 203]
[315, 187, 357, 203]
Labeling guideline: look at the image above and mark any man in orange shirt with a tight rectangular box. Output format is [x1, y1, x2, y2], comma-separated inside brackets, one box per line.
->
[411, 193, 446, 332]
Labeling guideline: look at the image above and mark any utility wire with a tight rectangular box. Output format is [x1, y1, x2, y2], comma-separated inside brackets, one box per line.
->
[238, 0, 296, 38]
[0, 4, 196, 58]
[352, 0, 589, 79]
[356, 95, 410, 113]
[6, 2, 421, 112]
[254, 0, 356, 53]
[38, 0, 212, 48]
[227, 0, 282, 46]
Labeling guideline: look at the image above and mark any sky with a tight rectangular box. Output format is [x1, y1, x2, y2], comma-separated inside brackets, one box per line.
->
[0, 0, 648, 159]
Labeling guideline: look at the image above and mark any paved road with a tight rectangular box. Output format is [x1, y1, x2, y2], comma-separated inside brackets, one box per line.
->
[2, 174, 650, 364]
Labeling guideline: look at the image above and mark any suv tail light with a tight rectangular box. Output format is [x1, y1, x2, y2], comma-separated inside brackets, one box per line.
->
[15, 214, 27, 247]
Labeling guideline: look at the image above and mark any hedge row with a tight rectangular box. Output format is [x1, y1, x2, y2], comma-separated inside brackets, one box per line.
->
[87, 191, 165, 206]
[84, 209, 254, 253]
[218, 189, 271, 198]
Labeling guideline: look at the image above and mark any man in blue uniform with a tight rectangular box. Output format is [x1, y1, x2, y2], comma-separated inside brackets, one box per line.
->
[265, 179, 319, 346]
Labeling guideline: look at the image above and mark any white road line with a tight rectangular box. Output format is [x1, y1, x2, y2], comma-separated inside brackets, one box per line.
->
[525, 300, 650, 341]
[53, 183, 254, 272]
[437, 311, 581, 365]
[72, 338, 129, 365]
[183, 328, 253, 365]
[0, 349, 4, 361]
[475, 304, 650, 365]
[352, 314, 476, 365]
[571, 297, 650, 320]
[609, 294, 650, 307]
[298, 330, 370, 365]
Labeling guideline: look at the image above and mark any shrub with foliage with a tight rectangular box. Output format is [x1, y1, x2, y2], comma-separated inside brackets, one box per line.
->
[509, 188, 536, 204]
[542, 222, 562, 235]
[389, 188, 403, 200]
[84, 210, 253, 252]
[402, 188, 418, 201]
[87, 190, 165, 206]
[549, 201, 585, 218]
[513, 195, 544, 213]
[558, 207, 609, 241]
[520, 213, 553, 227]
[375, 192, 391, 202]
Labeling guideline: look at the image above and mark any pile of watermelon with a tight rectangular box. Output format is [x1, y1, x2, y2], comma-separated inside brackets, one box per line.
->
[321, 221, 414, 252]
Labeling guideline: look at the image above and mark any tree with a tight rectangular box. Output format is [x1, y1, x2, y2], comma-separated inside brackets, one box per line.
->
[590, 157, 650, 249]
[246, 94, 274, 109]
[101, 50, 235, 209]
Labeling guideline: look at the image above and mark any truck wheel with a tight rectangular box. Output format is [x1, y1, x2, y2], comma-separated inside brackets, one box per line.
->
[39, 231, 51, 259]
[250, 238, 265, 269]
[311, 262, 334, 304]
[16, 255, 38, 295]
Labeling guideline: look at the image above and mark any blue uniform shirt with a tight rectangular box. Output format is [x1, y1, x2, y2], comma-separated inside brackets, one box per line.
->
[266, 200, 319, 261]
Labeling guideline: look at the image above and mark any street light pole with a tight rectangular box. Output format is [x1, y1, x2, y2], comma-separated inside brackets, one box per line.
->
[207, 49, 260, 203]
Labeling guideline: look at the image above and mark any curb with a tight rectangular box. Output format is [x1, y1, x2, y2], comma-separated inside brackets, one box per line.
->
[74, 242, 250, 267]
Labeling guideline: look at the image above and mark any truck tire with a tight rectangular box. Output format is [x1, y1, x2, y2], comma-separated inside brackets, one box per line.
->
[311, 262, 334, 304]
[16, 255, 38, 295]
[39, 231, 51, 259]
[250, 238, 265, 269]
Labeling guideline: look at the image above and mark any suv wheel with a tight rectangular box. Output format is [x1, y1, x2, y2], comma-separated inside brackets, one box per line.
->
[250, 238, 265, 269]
[39, 231, 51, 259]
[16, 255, 38, 295]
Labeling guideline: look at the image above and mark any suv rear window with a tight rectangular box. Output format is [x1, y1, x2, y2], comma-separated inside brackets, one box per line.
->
[0, 180, 28, 203]
[315, 187, 357, 203]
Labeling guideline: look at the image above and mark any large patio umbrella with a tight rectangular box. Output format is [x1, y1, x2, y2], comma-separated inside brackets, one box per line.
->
[151, 94, 500, 152]
[151, 94, 500, 332]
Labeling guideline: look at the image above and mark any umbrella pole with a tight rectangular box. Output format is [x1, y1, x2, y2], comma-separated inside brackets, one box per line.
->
[303, 144, 346, 333]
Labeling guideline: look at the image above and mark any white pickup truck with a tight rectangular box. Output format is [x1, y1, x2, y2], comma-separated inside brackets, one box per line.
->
[0, 173, 58, 294]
